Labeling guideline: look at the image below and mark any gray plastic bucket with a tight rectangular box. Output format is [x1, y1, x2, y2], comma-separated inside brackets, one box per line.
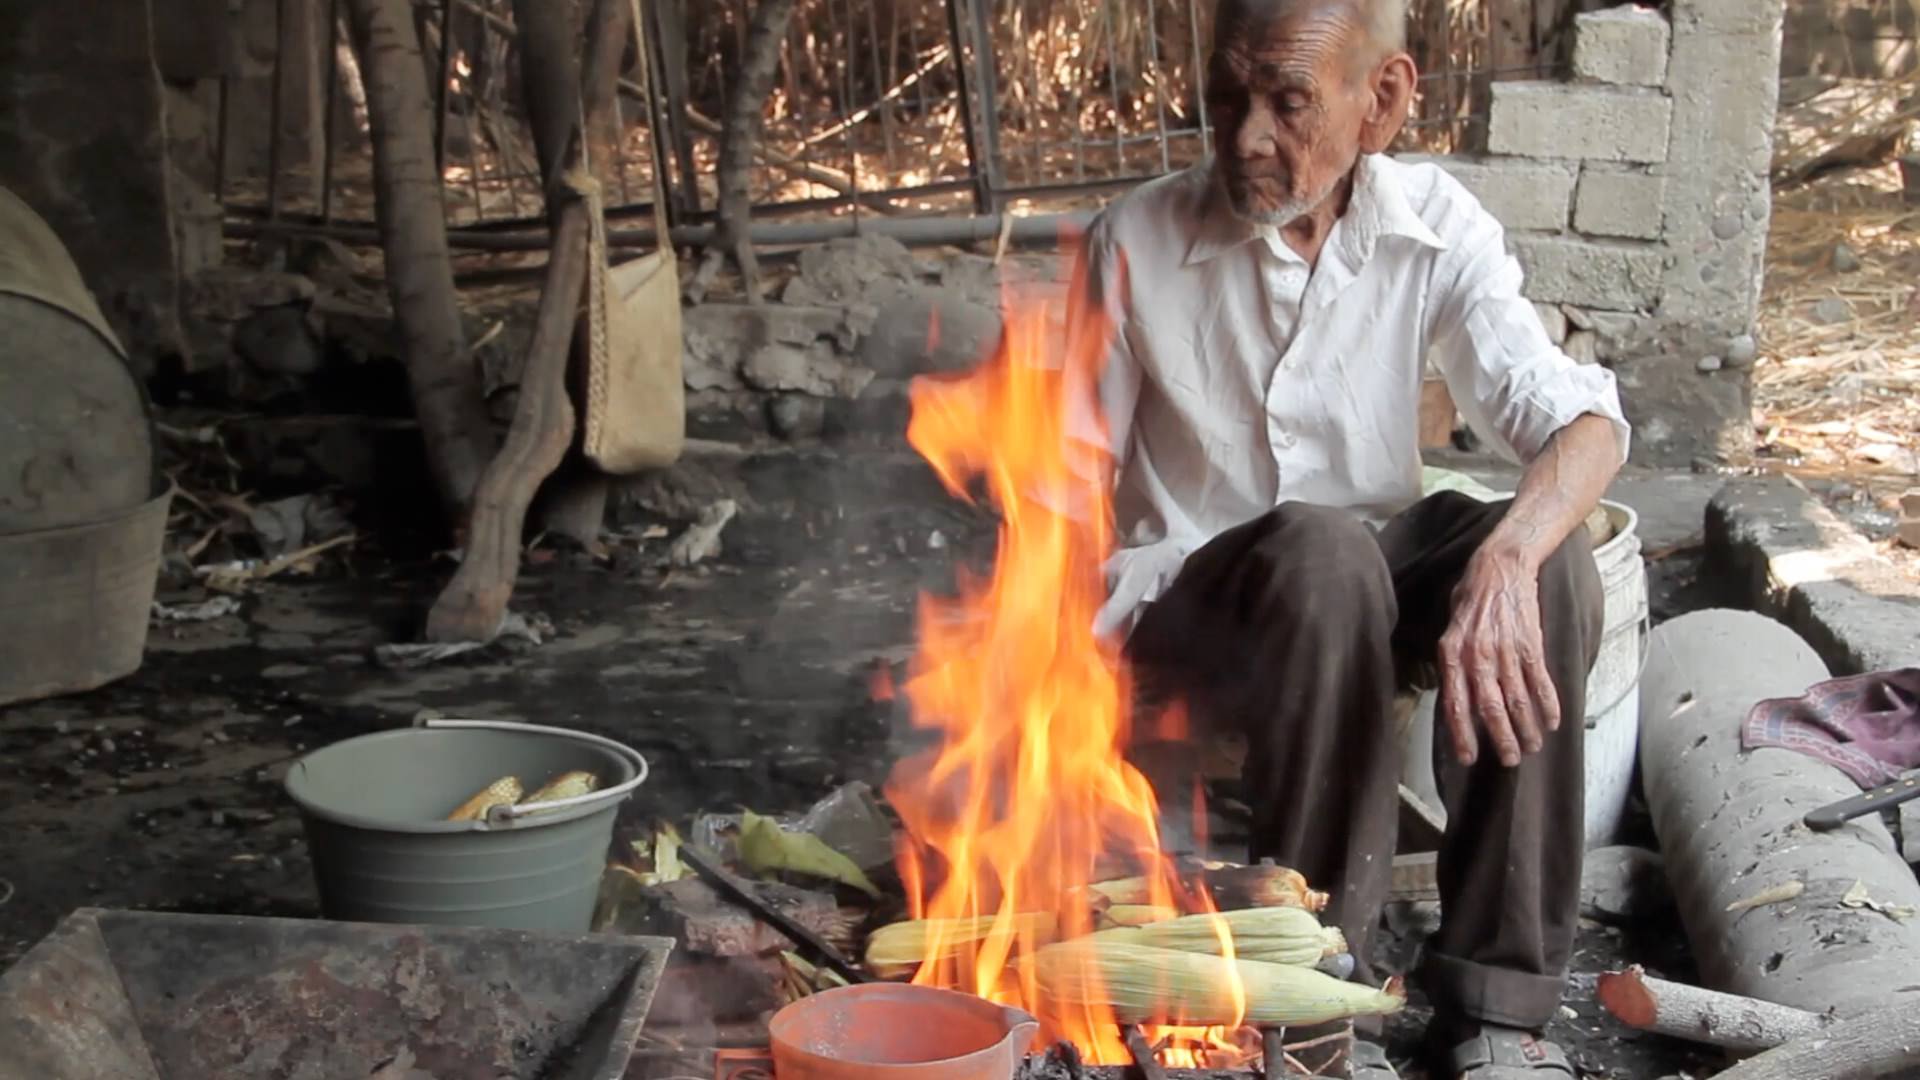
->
[284, 718, 650, 932]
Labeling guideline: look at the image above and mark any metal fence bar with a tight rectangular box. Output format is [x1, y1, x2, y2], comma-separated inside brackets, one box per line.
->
[942, 0, 991, 212]
[1186, 0, 1210, 156]
[320, 0, 341, 222]
[1143, 0, 1171, 174]
[968, 0, 1004, 209]
[268, 0, 289, 220]
[434, 0, 457, 176]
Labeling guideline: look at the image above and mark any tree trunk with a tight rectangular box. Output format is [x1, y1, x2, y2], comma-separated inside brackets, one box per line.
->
[424, 0, 626, 641]
[344, 0, 495, 519]
[687, 0, 799, 303]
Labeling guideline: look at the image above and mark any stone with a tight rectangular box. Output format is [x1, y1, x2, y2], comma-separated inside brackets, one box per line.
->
[1832, 243, 1863, 273]
[1534, 301, 1570, 345]
[740, 344, 874, 399]
[780, 234, 920, 307]
[1573, 6, 1672, 87]
[1563, 329, 1599, 365]
[1812, 297, 1853, 325]
[1513, 235, 1666, 311]
[1563, 304, 1596, 331]
[1574, 166, 1668, 240]
[1424, 156, 1577, 232]
[1695, 354, 1722, 373]
[681, 302, 849, 392]
[233, 305, 324, 376]
[1707, 475, 1920, 674]
[766, 393, 827, 440]
[1725, 333, 1759, 367]
[1898, 490, 1920, 551]
[857, 282, 1005, 378]
[1488, 82, 1674, 164]
[1580, 845, 1672, 921]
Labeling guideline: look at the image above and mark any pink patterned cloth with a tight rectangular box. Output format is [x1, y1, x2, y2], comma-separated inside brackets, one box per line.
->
[1743, 669, 1920, 788]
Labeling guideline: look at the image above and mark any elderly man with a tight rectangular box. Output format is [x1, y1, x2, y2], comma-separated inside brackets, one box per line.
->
[1071, 0, 1628, 1076]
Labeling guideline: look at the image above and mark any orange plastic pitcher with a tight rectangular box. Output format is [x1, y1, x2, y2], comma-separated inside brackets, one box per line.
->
[770, 984, 1041, 1080]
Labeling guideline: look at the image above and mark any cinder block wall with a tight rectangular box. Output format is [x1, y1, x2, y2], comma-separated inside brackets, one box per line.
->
[1411, 0, 1786, 467]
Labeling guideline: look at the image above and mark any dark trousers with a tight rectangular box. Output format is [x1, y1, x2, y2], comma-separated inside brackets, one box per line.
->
[1125, 493, 1604, 1030]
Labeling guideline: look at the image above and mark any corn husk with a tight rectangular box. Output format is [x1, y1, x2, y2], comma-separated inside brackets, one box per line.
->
[1096, 904, 1181, 929]
[864, 913, 1060, 976]
[1031, 939, 1404, 1026]
[738, 810, 881, 897]
[1090, 907, 1347, 966]
[1083, 862, 1326, 912]
[446, 776, 523, 821]
[523, 770, 601, 804]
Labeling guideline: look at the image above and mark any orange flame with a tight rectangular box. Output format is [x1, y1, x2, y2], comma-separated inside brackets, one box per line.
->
[884, 243, 1248, 1065]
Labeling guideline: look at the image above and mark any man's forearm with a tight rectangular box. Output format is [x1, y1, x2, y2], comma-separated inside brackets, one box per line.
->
[1480, 413, 1623, 570]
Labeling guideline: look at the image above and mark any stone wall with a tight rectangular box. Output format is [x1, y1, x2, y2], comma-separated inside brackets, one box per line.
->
[1411, 0, 1787, 466]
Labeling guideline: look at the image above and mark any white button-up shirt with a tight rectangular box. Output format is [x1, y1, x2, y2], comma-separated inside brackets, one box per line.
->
[1074, 153, 1632, 639]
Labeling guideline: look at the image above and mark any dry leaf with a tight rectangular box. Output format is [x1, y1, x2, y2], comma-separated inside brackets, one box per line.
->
[1726, 880, 1805, 913]
[1840, 878, 1917, 922]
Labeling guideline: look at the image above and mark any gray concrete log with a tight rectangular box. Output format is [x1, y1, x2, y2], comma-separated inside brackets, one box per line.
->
[1710, 997, 1920, 1080]
[1638, 610, 1920, 1017]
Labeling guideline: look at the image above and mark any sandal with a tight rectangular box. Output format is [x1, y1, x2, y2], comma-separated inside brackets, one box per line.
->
[1431, 1026, 1575, 1079]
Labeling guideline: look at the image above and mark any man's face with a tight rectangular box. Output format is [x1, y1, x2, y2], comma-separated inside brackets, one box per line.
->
[1206, 4, 1376, 226]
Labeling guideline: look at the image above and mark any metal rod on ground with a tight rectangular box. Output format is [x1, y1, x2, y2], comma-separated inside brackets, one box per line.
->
[1122, 1026, 1168, 1080]
[1260, 1028, 1286, 1080]
[677, 842, 870, 986]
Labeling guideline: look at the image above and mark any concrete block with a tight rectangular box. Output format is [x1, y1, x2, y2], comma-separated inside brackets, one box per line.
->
[1428, 156, 1576, 233]
[1488, 82, 1673, 164]
[1574, 6, 1671, 87]
[1671, 0, 1785, 37]
[1707, 475, 1920, 675]
[1513, 235, 1666, 311]
[1534, 302, 1570, 345]
[1575, 166, 1669, 239]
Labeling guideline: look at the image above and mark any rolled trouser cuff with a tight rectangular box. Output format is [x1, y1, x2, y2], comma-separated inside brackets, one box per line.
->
[1416, 947, 1566, 1031]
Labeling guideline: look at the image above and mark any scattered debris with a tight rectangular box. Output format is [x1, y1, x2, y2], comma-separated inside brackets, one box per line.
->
[668, 499, 738, 568]
[246, 493, 351, 559]
[736, 809, 881, 898]
[1725, 879, 1805, 914]
[195, 533, 359, 593]
[1840, 878, 1917, 922]
[1832, 243, 1864, 273]
[372, 610, 552, 669]
[151, 596, 242, 623]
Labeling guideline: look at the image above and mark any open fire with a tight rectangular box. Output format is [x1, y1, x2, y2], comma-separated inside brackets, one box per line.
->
[881, 247, 1258, 1068]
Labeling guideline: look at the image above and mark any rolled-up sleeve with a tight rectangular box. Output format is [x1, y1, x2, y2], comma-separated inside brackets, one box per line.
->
[1427, 210, 1632, 468]
[1065, 214, 1143, 469]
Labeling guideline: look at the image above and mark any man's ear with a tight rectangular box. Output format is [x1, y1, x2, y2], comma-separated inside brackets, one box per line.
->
[1358, 52, 1416, 153]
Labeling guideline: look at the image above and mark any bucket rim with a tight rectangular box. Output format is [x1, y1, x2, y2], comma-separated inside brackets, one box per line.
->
[284, 720, 649, 833]
[0, 479, 175, 544]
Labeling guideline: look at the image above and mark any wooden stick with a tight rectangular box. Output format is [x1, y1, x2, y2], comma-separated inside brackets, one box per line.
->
[424, 201, 588, 642]
[1122, 1025, 1168, 1080]
[1710, 998, 1920, 1080]
[1594, 966, 1833, 1053]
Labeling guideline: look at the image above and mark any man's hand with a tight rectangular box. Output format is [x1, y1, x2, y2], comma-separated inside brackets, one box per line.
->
[1437, 546, 1559, 768]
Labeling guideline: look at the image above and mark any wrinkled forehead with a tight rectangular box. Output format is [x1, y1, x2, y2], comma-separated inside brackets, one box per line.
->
[1212, 0, 1366, 81]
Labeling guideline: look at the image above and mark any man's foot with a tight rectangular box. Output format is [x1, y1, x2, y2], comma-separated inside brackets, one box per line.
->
[1425, 1024, 1574, 1079]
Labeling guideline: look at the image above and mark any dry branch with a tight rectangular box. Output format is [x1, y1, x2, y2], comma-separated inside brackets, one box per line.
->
[687, 0, 799, 304]
[1594, 966, 1833, 1053]
[1709, 997, 1920, 1080]
[345, 0, 495, 519]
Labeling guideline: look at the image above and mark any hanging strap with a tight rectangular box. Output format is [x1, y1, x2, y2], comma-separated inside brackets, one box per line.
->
[628, 0, 672, 251]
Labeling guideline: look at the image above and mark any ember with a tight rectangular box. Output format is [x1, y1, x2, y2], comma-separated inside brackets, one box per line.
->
[881, 248, 1255, 1066]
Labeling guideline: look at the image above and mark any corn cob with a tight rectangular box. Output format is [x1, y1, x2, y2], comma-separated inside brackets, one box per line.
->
[522, 770, 601, 804]
[864, 913, 1059, 977]
[1083, 862, 1327, 912]
[1090, 907, 1346, 966]
[1031, 939, 1404, 1027]
[1096, 904, 1181, 929]
[446, 776, 523, 821]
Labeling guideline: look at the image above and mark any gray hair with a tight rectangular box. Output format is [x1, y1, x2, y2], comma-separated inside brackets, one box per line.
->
[1217, 0, 1409, 56]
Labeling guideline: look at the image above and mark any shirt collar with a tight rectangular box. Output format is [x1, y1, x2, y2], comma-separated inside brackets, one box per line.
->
[1181, 153, 1447, 267]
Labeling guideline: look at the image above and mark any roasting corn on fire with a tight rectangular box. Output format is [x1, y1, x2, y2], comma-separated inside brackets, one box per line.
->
[1031, 939, 1404, 1027]
[1090, 907, 1347, 966]
[864, 913, 1060, 976]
